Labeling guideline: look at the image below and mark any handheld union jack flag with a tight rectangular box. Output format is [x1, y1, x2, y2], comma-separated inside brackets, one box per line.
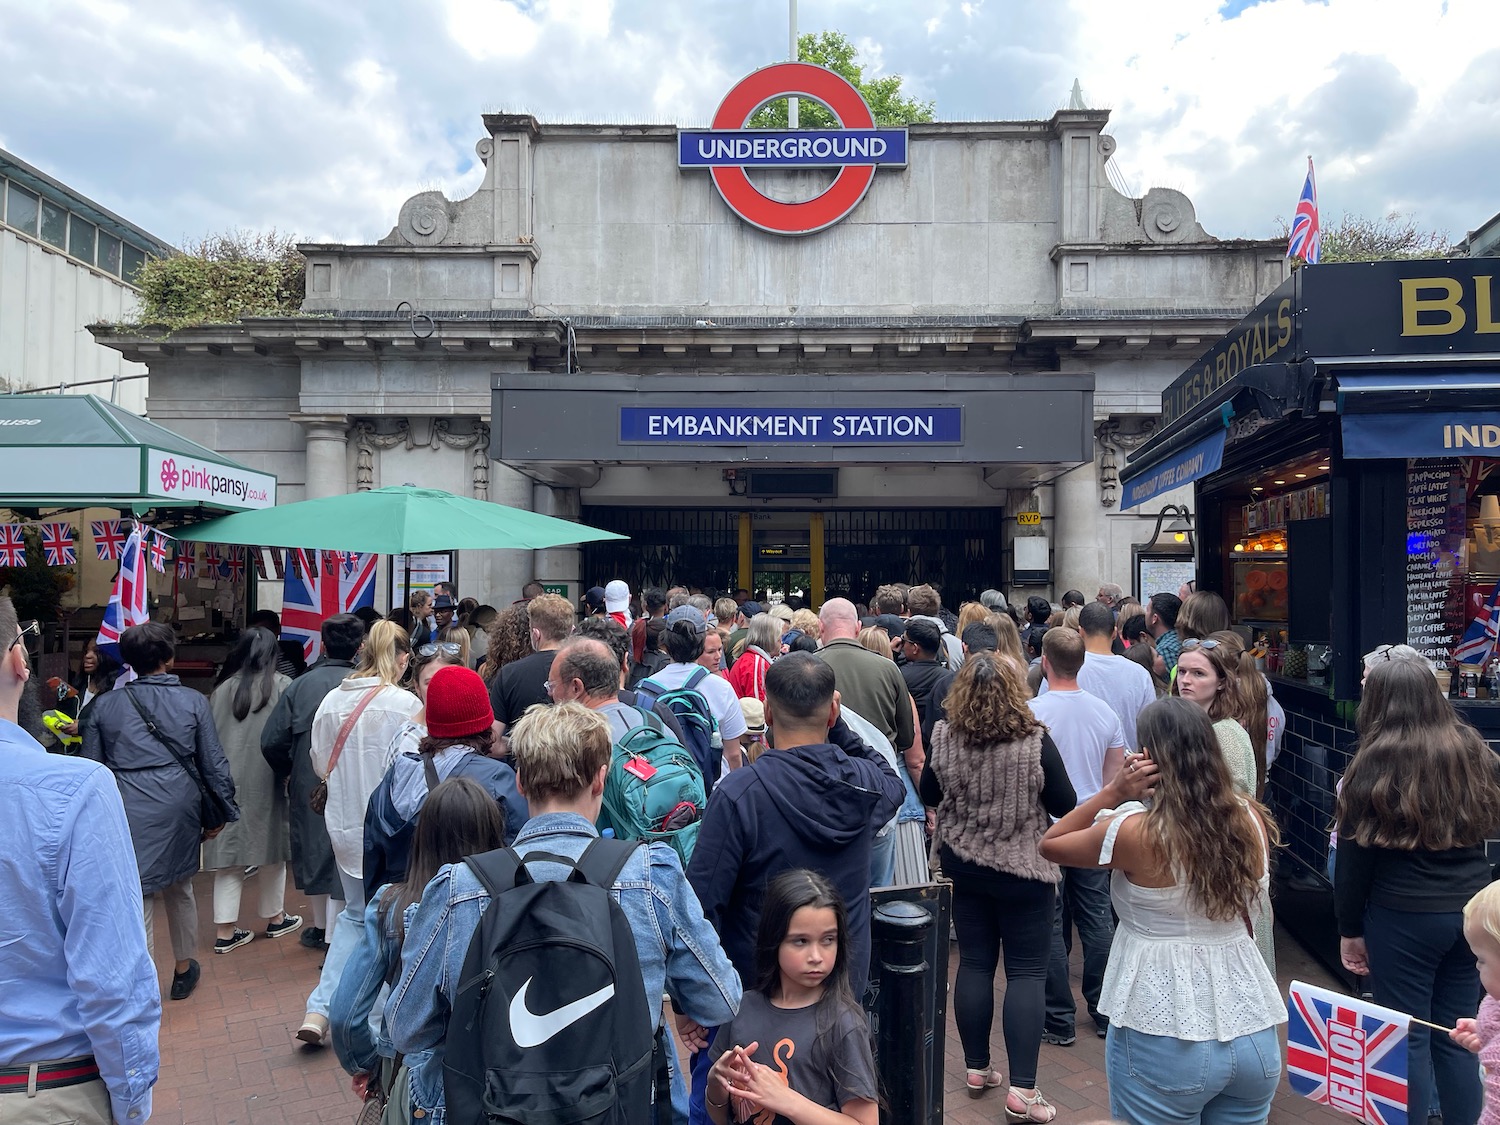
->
[1454, 582, 1500, 665]
[91, 520, 127, 561]
[95, 527, 150, 670]
[147, 529, 169, 574]
[0, 524, 25, 567]
[1287, 156, 1321, 264]
[1288, 979, 1409, 1125]
[176, 542, 196, 579]
[40, 522, 76, 567]
[282, 550, 378, 662]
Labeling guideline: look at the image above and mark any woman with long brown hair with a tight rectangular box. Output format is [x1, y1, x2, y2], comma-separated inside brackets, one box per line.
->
[330, 777, 507, 1119]
[920, 651, 1075, 1121]
[985, 611, 1029, 671]
[1336, 659, 1500, 1125]
[1041, 698, 1284, 1125]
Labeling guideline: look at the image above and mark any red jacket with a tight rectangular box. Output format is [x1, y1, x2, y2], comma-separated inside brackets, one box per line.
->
[726, 646, 772, 703]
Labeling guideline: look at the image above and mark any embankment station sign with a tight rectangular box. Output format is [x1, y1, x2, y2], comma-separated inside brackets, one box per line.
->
[620, 407, 960, 444]
[679, 62, 908, 236]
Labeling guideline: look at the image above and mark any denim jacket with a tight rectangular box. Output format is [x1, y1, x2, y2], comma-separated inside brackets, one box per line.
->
[386, 812, 743, 1123]
[328, 887, 431, 1080]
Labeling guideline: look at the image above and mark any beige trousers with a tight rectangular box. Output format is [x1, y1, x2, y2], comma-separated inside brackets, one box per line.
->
[0, 1074, 112, 1124]
[143, 876, 198, 962]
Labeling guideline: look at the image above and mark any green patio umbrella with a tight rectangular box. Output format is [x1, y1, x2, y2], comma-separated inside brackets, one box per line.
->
[172, 485, 626, 553]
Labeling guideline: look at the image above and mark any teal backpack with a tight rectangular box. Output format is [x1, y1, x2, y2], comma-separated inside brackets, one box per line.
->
[600, 707, 707, 867]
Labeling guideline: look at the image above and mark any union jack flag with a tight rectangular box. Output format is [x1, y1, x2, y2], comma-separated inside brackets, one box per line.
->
[282, 550, 377, 662]
[289, 548, 316, 580]
[1454, 582, 1500, 665]
[201, 544, 222, 578]
[224, 546, 245, 583]
[91, 520, 127, 561]
[95, 527, 150, 669]
[1287, 156, 1321, 265]
[0, 524, 25, 567]
[1288, 979, 1409, 1125]
[147, 529, 169, 574]
[176, 542, 196, 579]
[40, 522, 76, 567]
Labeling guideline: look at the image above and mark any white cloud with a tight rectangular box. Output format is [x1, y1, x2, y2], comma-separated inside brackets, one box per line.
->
[0, 0, 1491, 247]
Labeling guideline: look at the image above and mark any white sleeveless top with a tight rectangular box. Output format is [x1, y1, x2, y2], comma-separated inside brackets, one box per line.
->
[1094, 802, 1286, 1042]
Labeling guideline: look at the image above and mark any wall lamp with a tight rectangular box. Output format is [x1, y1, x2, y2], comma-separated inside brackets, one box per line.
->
[1146, 503, 1195, 552]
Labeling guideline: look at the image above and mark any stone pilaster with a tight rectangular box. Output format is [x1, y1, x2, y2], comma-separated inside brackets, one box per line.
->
[293, 414, 349, 500]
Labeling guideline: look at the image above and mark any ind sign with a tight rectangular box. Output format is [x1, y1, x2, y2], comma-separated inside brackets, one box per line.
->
[620, 407, 961, 445]
[682, 62, 908, 235]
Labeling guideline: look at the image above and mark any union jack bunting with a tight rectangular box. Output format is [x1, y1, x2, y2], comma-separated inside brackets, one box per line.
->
[40, 522, 76, 567]
[282, 550, 377, 662]
[176, 542, 196, 579]
[201, 544, 222, 577]
[224, 546, 246, 583]
[0, 524, 25, 567]
[91, 520, 127, 561]
[95, 527, 149, 669]
[1454, 582, 1500, 665]
[1287, 979, 1409, 1125]
[290, 548, 316, 580]
[147, 529, 170, 574]
[1287, 156, 1321, 264]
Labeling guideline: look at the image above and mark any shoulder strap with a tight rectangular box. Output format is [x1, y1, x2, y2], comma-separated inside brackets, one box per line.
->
[682, 666, 709, 691]
[574, 837, 641, 890]
[326, 686, 381, 779]
[123, 685, 212, 799]
[631, 704, 664, 733]
[422, 751, 441, 791]
[463, 846, 525, 899]
[1097, 802, 1148, 865]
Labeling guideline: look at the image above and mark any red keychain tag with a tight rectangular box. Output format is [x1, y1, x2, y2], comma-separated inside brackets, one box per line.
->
[623, 757, 657, 782]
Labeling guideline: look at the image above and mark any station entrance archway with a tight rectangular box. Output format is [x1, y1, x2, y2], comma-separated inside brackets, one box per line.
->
[579, 506, 1005, 606]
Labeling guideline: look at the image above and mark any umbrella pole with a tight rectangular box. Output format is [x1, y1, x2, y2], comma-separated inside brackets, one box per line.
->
[404, 556, 411, 621]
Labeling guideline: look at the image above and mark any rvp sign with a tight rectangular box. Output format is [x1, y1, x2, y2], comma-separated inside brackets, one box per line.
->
[679, 62, 908, 235]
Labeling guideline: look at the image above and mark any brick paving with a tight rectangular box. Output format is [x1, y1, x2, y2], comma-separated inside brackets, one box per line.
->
[153, 869, 1349, 1123]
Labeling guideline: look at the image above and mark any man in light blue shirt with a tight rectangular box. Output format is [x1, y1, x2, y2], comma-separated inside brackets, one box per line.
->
[0, 596, 160, 1124]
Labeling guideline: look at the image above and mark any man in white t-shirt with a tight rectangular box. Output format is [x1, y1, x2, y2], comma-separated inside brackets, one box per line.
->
[1030, 627, 1126, 1046]
[1039, 602, 1156, 751]
[638, 605, 747, 774]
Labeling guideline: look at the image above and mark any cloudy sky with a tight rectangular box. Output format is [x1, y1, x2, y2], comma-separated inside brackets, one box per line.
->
[1, 0, 1495, 249]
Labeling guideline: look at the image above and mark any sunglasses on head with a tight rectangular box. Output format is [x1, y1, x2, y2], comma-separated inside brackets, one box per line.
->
[417, 642, 464, 659]
[1181, 638, 1221, 651]
[8, 619, 39, 652]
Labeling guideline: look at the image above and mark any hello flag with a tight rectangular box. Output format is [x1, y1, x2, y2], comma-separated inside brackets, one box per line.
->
[1287, 980, 1409, 1125]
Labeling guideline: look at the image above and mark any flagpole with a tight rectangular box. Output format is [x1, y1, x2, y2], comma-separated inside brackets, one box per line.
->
[1408, 1014, 1455, 1034]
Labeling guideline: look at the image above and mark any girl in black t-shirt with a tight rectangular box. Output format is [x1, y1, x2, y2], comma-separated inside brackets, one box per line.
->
[706, 870, 879, 1125]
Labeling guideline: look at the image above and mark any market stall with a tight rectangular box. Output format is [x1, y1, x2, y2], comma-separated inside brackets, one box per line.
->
[0, 393, 277, 686]
[1120, 257, 1500, 976]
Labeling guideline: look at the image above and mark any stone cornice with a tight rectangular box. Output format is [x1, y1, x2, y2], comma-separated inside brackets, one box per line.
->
[1051, 238, 1287, 260]
[481, 115, 1110, 144]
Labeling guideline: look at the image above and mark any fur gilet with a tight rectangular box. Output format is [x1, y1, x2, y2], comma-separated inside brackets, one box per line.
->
[930, 720, 1059, 883]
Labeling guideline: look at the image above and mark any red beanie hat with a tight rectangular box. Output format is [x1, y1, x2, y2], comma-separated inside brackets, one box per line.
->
[425, 665, 494, 738]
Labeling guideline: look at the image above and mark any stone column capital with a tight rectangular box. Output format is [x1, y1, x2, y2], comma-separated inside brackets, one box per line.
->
[290, 413, 350, 439]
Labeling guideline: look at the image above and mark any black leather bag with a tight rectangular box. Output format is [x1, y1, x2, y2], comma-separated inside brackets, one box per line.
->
[124, 685, 234, 832]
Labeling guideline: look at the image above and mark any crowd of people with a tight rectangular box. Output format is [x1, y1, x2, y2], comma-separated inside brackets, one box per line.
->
[3, 572, 1500, 1125]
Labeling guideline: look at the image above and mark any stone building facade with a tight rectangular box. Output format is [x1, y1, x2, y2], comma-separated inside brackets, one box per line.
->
[95, 102, 1287, 610]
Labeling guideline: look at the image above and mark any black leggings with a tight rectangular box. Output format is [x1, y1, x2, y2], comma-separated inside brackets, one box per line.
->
[948, 857, 1055, 1088]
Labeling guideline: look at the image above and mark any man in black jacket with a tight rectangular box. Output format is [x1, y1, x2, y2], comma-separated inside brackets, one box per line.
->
[260, 613, 365, 949]
[686, 652, 905, 999]
[900, 617, 955, 746]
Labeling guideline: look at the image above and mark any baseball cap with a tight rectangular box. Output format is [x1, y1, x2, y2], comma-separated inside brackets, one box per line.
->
[664, 605, 708, 634]
[739, 600, 764, 618]
[583, 586, 606, 611]
[604, 579, 631, 613]
[873, 613, 906, 639]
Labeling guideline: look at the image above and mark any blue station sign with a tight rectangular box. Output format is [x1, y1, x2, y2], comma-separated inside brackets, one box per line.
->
[678, 129, 909, 169]
[620, 407, 962, 445]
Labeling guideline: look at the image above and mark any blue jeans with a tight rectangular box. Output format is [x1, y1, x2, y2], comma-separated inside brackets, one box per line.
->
[1363, 903, 1482, 1125]
[308, 868, 367, 1017]
[869, 829, 895, 888]
[1045, 866, 1114, 1036]
[1105, 1025, 1281, 1124]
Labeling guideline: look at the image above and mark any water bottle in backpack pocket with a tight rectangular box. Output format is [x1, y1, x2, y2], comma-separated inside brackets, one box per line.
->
[601, 713, 706, 867]
[444, 840, 671, 1125]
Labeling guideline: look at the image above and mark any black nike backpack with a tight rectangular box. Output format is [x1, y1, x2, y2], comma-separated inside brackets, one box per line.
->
[444, 839, 671, 1125]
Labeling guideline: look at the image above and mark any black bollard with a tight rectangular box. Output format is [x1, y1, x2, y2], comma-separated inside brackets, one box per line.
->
[871, 899, 934, 1125]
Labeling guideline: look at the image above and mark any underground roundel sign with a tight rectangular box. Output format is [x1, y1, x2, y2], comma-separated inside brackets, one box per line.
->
[678, 62, 909, 236]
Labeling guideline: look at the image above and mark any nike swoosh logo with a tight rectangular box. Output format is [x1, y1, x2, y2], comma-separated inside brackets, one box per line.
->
[508, 977, 615, 1048]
